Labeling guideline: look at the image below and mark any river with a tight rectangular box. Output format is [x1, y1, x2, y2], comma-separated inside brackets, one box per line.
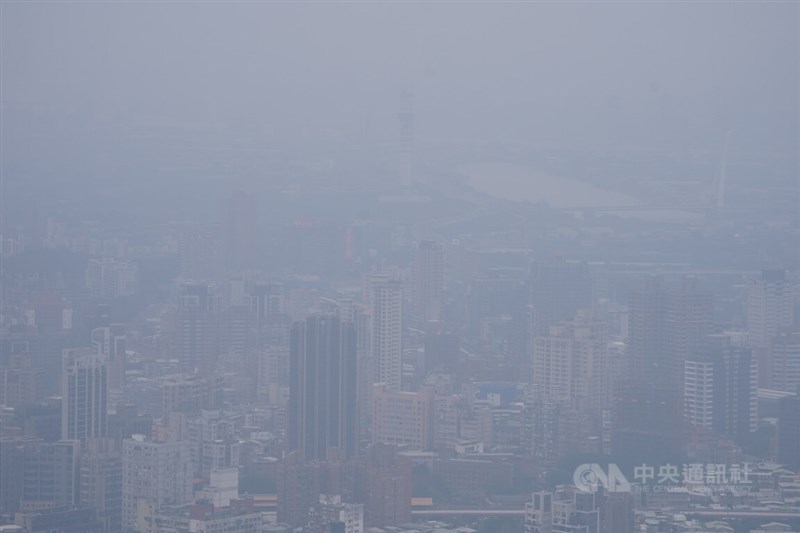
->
[459, 161, 640, 209]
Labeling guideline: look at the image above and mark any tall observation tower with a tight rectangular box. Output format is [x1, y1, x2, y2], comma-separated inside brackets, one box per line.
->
[397, 91, 415, 188]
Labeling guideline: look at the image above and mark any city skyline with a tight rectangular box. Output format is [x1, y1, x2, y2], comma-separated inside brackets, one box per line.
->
[1, 2, 798, 532]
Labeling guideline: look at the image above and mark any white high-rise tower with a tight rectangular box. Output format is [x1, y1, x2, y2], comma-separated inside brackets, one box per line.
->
[370, 276, 403, 392]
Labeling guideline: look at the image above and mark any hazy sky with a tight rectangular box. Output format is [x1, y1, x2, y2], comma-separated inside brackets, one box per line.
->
[2, 2, 798, 175]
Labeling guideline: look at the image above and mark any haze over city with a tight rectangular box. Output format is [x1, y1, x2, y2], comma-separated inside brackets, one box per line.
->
[0, 2, 798, 533]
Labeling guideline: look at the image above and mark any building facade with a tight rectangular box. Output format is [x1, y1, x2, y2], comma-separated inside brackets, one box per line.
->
[61, 348, 108, 445]
[288, 315, 358, 461]
[371, 385, 434, 451]
[370, 276, 403, 392]
[412, 241, 444, 324]
[121, 435, 193, 531]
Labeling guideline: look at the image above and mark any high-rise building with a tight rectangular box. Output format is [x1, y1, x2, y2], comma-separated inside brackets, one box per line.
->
[257, 345, 290, 406]
[627, 277, 713, 388]
[614, 278, 712, 460]
[770, 330, 800, 394]
[412, 241, 444, 324]
[251, 283, 291, 406]
[288, 315, 358, 461]
[0, 327, 71, 396]
[221, 277, 252, 357]
[251, 283, 290, 399]
[626, 278, 668, 384]
[748, 270, 796, 388]
[85, 258, 138, 299]
[615, 279, 680, 460]
[364, 444, 412, 528]
[162, 374, 223, 419]
[1, 354, 43, 408]
[433, 394, 461, 451]
[532, 310, 609, 411]
[371, 384, 433, 451]
[683, 359, 715, 431]
[61, 348, 108, 445]
[524, 491, 552, 533]
[370, 276, 403, 392]
[335, 299, 373, 446]
[90, 324, 126, 394]
[16, 399, 62, 442]
[601, 492, 635, 533]
[276, 451, 323, 528]
[777, 395, 800, 471]
[665, 279, 715, 385]
[0, 437, 27, 514]
[747, 270, 795, 348]
[79, 438, 122, 533]
[121, 434, 193, 531]
[571, 491, 602, 533]
[175, 283, 220, 374]
[684, 335, 757, 438]
[611, 380, 683, 463]
[524, 395, 595, 463]
[187, 409, 240, 479]
[717, 336, 758, 438]
[21, 440, 80, 511]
